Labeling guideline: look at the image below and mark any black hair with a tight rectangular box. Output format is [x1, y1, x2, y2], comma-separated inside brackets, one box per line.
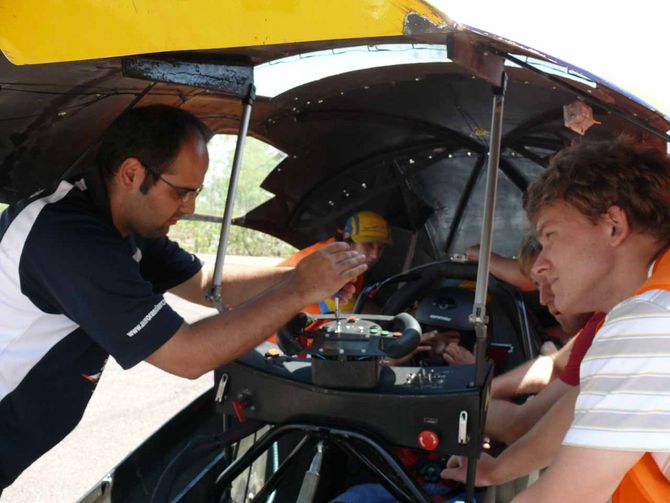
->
[96, 105, 213, 193]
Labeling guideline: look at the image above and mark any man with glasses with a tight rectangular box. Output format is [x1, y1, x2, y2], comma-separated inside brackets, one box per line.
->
[149, 168, 204, 201]
[0, 105, 366, 491]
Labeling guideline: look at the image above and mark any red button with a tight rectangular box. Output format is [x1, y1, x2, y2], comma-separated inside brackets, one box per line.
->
[418, 430, 439, 450]
[232, 399, 248, 423]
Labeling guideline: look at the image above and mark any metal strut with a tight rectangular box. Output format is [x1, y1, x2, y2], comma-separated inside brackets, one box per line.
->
[214, 423, 431, 503]
[207, 84, 256, 312]
[465, 71, 507, 503]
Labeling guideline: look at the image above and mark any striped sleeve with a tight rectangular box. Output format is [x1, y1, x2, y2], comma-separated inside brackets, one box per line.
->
[563, 289, 670, 452]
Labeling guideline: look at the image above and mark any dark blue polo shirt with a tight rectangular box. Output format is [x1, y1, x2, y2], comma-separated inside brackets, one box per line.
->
[0, 170, 203, 489]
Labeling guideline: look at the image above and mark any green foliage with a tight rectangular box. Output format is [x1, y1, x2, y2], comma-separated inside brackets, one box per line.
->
[169, 135, 297, 257]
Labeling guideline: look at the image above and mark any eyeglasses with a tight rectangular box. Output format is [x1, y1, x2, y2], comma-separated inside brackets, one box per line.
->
[142, 164, 203, 202]
[156, 174, 203, 202]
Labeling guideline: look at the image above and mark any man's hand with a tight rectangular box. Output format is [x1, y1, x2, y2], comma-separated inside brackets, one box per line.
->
[384, 330, 463, 366]
[466, 244, 481, 262]
[337, 281, 358, 304]
[443, 342, 475, 366]
[399, 330, 475, 366]
[441, 452, 499, 487]
[291, 242, 367, 305]
[413, 330, 464, 362]
[383, 330, 440, 366]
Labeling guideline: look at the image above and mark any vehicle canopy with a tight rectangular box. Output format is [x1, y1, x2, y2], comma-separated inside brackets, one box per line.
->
[1, 0, 668, 262]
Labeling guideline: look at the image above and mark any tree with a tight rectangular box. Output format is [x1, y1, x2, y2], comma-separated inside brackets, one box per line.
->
[0, 136, 294, 258]
[168, 135, 297, 257]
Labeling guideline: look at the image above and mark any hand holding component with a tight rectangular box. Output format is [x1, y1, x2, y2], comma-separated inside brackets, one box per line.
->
[334, 293, 341, 333]
[334, 282, 357, 304]
[441, 452, 498, 486]
[442, 342, 475, 366]
[291, 241, 366, 306]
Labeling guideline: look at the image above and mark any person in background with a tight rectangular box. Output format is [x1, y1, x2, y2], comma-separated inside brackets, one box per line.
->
[428, 236, 588, 375]
[466, 237, 572, 345]
[279, 210, 391, 315]
[486, 235, 591, 400]
[465, 238, 536, 292]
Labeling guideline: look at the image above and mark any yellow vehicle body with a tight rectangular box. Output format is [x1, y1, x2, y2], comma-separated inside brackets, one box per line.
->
[0, 0, 448, 64]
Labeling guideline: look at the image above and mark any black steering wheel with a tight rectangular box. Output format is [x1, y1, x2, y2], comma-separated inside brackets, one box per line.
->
[381, 261, 480, 315]
[277, 311, 422, 361]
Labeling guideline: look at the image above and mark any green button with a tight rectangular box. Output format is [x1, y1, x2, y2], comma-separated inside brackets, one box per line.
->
[381, 330, 390, 336]
[369, 327, 379, 334]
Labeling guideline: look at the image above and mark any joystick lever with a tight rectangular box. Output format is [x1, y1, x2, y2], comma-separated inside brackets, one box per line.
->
[334, 293, 341, 333]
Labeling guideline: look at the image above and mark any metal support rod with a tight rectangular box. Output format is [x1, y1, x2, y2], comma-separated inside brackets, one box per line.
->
[251, 435, 312, 503]
[465, 454, 478, 503]
[466, 72, 507, 503]
[400, 231, 418, 276]
[220, 413, 233, 501]
[215, 421, 290, 487]
[215, 423, 429, 502]
[331, 437, 422, 502]
[296, 440, 325, 503]
[207, 84, 256, 313]
[169, 419, 264, 502]
[471, 73, 507, 387]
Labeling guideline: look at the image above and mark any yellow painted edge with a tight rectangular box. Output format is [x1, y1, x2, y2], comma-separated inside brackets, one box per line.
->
[0, 0, 448, 65]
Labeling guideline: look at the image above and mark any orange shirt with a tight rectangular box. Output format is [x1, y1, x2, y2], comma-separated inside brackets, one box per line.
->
[612, 248, 670, 502]
[278, 238, 364, 314]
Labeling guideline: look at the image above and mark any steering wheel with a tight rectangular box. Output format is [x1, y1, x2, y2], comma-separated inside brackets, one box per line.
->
[381, 261, 480, 315]
[276, 312, 314, 355]
[277, 311, 422, 361]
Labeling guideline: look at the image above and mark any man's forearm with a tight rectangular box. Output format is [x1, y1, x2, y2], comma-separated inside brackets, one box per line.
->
[491, 355, 555, 399]
[442, 386, 577, 487]
[487, 380, 572, 444]
[487, 387, 578, 485]
[219, 265, 293, 307]
[486, 399, 522, 443]
[491, 358, 534, 399]
[489, 254, 536, 291]
[171, 262, 292, 308]
[151, 242, 368, 378]
[149, 274, 308, 378]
